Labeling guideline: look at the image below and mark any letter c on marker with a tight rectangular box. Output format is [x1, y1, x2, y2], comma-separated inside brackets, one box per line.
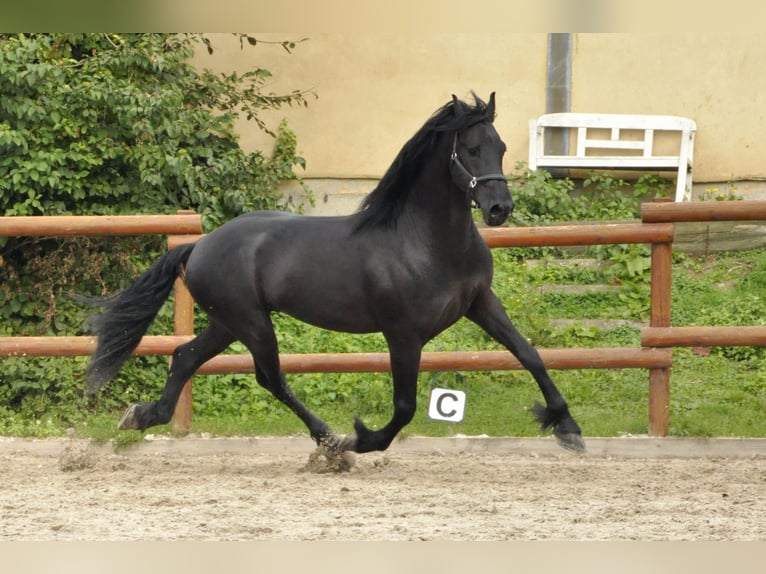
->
[428, 388, 466, 422]
[436, 392, 459, 418]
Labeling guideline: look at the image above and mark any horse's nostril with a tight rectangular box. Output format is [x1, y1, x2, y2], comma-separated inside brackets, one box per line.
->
[490, 205, 508, 219]
[487, 204, 511, 226]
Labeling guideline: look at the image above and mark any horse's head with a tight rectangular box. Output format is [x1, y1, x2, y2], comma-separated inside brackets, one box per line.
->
[449, 92, 513, 226]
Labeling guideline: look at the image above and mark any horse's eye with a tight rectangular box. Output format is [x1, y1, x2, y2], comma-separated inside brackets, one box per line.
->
[468, 146, 480, 157]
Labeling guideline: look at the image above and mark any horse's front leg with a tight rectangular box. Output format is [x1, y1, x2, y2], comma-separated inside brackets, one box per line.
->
[341, 337, 421, 454]
[466, 289, 585, 452]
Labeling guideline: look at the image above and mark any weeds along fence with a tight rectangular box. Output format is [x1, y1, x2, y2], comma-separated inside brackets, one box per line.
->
[2, 201, 766, 435]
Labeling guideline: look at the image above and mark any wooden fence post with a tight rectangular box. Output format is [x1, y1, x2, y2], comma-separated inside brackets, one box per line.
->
[171, 277, 195, 432]
[170, 214, 197, 433]
[648, 237, 673, 436]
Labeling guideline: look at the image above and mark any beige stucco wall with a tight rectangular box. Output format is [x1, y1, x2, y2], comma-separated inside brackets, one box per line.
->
[571, 34, 766, 183]
[197, 33, 546, 176]
[196, 33, 766, 211]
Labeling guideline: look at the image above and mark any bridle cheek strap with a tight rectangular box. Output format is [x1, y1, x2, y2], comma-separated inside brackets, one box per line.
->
[450, 133, 507, 193]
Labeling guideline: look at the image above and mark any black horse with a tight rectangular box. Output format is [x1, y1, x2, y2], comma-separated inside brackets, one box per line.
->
[84, 92, 584, 454]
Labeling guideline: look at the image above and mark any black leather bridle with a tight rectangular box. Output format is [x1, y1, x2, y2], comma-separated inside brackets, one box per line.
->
[449, 132, 507, 193]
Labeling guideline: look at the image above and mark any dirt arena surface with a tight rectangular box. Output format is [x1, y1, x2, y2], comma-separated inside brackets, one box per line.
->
[1, 436, 764, 541]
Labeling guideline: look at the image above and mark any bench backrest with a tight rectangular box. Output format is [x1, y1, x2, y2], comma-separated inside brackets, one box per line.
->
[529, 113, 697, 201]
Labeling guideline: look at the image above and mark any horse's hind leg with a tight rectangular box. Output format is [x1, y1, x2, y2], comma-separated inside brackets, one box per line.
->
[236, 310, 336, 446]
[118, 322, 234, 431]
[253, 366, 335, 446]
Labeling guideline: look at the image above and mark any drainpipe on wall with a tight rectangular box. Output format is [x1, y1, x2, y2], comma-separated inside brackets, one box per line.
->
[545, 33, 572, 177]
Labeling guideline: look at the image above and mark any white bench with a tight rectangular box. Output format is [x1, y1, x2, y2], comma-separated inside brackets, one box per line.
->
[528, 113, 697, 202]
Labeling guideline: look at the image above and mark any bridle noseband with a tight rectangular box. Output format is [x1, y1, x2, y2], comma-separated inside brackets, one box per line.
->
[450, 132, 507, 193]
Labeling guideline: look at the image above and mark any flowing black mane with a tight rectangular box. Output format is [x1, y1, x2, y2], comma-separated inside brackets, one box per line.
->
[354, 93, 496, 232]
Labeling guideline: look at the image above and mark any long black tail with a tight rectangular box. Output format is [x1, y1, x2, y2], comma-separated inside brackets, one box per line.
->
[83, 243, 196, 393]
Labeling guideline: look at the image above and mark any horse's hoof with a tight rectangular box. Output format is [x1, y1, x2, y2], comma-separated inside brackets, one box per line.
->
[304, 436, 356, 473]
[555, 432, 586, 453]
[337, 435, 358, 467]
[318, 433, 342, 452]
[118, 404, 140, 430]
[338, 432, 358, 452]
[340, 450, 357, 469]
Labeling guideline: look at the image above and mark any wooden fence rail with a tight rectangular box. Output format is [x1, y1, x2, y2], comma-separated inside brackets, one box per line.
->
[0, 214, 203, 237]
[0, 337, 672, 372]
[2, 204, 765, 437]
[642, 199, 766, 223]
[642, 326, 766, 348]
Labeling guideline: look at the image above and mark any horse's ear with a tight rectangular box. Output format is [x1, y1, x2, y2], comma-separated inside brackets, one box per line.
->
[453, 93, 473, 115]
[486, 92, 496, 119]
[451, 94, 462, 114]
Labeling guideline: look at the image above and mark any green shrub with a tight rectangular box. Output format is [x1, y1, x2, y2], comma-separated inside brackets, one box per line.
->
[0, 33, 312, 226]
[0, 33, 313, 422]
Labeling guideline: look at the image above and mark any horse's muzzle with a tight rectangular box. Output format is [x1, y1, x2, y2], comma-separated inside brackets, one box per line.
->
[473, 182, 514, 226]
[484, 202, 513, 226]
